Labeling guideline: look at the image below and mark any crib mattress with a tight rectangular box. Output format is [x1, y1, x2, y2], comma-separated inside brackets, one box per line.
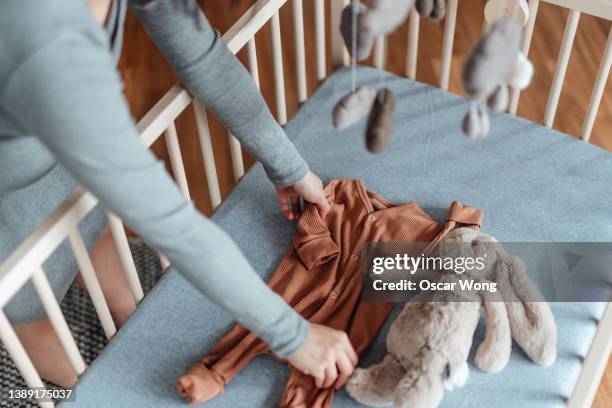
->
[68, 67, 611, 407]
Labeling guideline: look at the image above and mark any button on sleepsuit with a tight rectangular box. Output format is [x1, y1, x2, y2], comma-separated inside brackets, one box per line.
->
[179, 179, 483, 407]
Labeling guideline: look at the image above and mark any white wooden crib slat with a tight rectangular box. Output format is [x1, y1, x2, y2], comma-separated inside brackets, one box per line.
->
[439, 0, 459, 90]
[292, 0, 308, 102]
[31, 266, 87, 376]
[581, 26, 612, 142]
[374, 35, 387, 70]
[509, 0, 540, 114]
[164, 122, 191, 200]
[222, 0, 288, 55]
[271, 11, 288, 124]
[158, 254, 171, 271]
[68, 229, 117, 340]
[567, 302, 612, 408]
[247, 37, 261, 88]
[544, 8, 581, 128]
[228, 133, 245, 182]
[543, 0, 612, 21]
[193, 102, 222, 210]
[406, 8, 420, 80]
[106, 212, 144, 302]
[331, 0, 350, 69]
[137, 84, 192, 149]
[314, 0, 326, 81]
[0, 310, 53, 408]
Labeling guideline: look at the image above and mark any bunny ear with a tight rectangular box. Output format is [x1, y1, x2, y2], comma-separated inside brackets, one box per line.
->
[474, 284, 511, 373]
[495, 255, 557, 366]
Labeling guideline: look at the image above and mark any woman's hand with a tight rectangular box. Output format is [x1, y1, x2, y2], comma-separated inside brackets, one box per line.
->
[286, 323, 358, 389]
[276, 171, 331, 220]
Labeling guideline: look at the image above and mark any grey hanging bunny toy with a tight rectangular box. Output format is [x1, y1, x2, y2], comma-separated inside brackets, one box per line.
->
[461, 18, 534, 139]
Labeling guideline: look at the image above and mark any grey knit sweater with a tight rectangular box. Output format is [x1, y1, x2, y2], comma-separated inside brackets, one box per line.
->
[0, 0, 309, 357]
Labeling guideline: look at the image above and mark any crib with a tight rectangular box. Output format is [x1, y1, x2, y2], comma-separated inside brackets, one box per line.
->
[0, 0, 611, 407]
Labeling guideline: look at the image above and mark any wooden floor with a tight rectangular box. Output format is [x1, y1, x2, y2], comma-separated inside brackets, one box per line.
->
[117, 1, 610, 405]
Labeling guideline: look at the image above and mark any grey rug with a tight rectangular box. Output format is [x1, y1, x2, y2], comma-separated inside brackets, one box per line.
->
[0, 240, 162, 408]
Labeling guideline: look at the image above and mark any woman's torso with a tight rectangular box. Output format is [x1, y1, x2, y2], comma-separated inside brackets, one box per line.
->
[0, 0, 126, 193]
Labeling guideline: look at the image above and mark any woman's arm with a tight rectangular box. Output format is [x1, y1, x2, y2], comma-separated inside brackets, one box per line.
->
[129, 0, 309, 187]
[0, 2, 306, 358]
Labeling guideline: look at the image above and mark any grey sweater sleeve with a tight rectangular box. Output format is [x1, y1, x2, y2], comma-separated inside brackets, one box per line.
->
[129, 0, 308, 187]
[0, 2, 307, 358]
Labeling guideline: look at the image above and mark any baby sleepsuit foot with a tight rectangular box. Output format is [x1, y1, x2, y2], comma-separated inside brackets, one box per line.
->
[346, 354, 406, 406]
[176, 363, 224, 404]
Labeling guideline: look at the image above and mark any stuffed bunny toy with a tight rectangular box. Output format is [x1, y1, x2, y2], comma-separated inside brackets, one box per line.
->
[461, 17, 534, 139]
[440, 228, 557, 366]
[346, 228, 557, 408]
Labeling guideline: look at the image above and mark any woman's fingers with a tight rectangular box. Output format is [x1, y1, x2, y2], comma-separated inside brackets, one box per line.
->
[335, 330, 358, 366]
[290, 196, 300, 218]
[324, 331, 356, 389]
[292, 171, 329, 216]
[333, 352, 356, 389]
[276, 185, 307, 220]
[332, 333, 357, 389]
[285, 324, 358, 390]
[316, 196, 331, 218]
[278, 194, 293, 219]
[277, 171, 333, 220]
[313, 365, 325, 388]
[322, 361, 339, 388]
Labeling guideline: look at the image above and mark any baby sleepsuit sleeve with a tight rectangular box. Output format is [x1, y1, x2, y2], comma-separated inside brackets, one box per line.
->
[179, 179, 483, 407]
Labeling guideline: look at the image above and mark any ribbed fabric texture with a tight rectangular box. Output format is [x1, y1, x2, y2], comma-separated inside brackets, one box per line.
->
[180, 179, 483, 407]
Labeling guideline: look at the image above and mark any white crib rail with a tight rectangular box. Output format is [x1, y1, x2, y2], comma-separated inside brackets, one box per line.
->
[510, 0, 612, 142]
[164, 122, 191, 199]
[106, 212, 144, 302]
[271, 11, 288, 124]
[543, 8, 581, 129]
[30, 266, 87, 375]
[0, 1, 610, 407]
[292, 0, 308, 103]
[508, 0, 541, 114]
[440, 0, 459, 90]
[582, 25, 612, 142]
[374, 35, 386, 70]
[314, 0, 327, 80]
[0, 310, 53, 408]
[568, 302, 612, 407]
[406, 8, 420, 80]
[331, 0, 350, 68]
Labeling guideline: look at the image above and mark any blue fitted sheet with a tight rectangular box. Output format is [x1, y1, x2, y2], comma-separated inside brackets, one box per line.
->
[68, 67, 611, 407]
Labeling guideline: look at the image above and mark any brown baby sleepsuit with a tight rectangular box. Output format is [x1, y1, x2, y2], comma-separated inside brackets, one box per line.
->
[180, 179, 483, 407]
